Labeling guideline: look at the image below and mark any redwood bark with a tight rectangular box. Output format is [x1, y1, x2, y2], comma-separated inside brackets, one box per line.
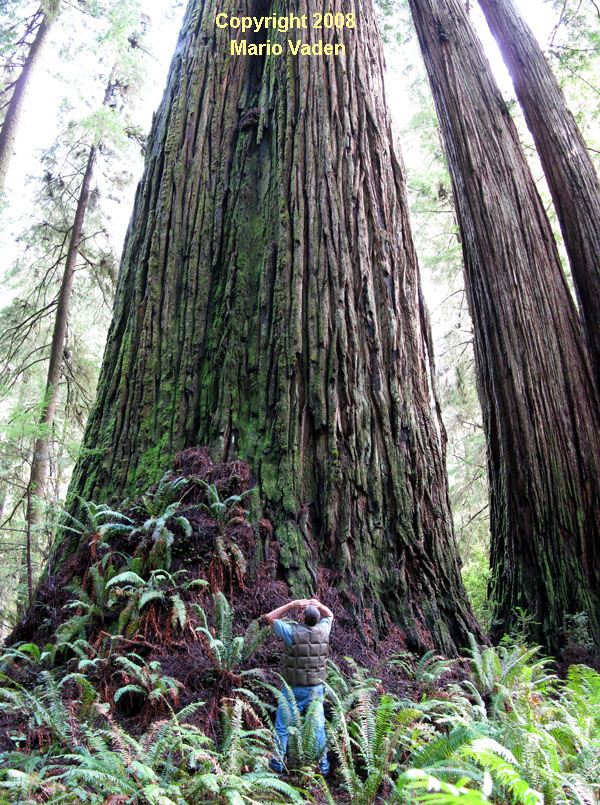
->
[0, 9, 52, 193]
[478, 0, 600, 389]
[408, 0, 600, 652]
[66, 0, 480, 653]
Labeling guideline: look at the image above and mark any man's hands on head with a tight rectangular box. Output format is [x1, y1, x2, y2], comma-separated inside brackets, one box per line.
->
[308, 598, 334, 621]
[264, 598, 310, 626]
[263, 597, 334, 626]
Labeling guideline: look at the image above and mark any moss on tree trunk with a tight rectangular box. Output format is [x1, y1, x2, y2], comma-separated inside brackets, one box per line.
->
[65, 0, 481, 654]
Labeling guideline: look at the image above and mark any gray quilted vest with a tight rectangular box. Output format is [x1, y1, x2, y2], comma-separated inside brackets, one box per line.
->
[281, 621, 330, 686]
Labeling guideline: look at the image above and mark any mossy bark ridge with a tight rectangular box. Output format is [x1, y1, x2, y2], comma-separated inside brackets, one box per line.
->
[68, 0, 480, 653]
[408, 0, 600, 653]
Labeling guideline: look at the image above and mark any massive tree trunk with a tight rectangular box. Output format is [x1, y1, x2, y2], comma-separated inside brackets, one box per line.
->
[478, 0, 600, 389]
[64, 0, 481, 654]
[408, 0, 600, 652]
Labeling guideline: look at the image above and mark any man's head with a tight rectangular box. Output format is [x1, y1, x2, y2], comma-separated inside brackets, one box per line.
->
[304, 604, 320, 627]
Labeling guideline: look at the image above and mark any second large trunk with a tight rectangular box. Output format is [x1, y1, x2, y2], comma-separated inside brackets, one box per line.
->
[408, 0, 600, 653]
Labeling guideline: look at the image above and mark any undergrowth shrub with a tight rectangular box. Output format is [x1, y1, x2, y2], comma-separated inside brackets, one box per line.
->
[193, 591, 270, 673]
[237, 672, 327, 774]
[2, 615, 600, 804]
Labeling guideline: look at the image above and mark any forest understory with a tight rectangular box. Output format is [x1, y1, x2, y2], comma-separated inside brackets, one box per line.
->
[1, 448, 599, 804]
[2, 0, 600, 801]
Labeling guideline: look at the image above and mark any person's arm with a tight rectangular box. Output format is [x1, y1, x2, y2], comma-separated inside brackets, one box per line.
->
[308, 598, 334, 622]
[263, 599, 310, 628]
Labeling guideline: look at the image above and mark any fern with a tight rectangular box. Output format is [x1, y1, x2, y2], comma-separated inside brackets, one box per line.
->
[195, 478, 255, 529]
[0, 671, 79, 748]
[562, 665, 600, 721]
[153, 472, 188, 511]
[219, 697, 274, 775]
[195, 592, 266, 673]
[171, 592, 187, 630]
[114, 683, 146, 702]
[414, 650, 458, 687]
[88, 564, 108, 607]
[175, 514, 193, 536]
[117, 596, 139, 637]
[105, 570, 146, 589]
[324, 666, 417, 805]
[462, 737, 543, 805]
[215, 591, 233, 648]
[229, 541, 248, 576]
[406, 726, 483, 784]
[188, 769, 304, 803]
[395, 769, 491, 805]
[97, 521, 135, 538]
[464, 634, 554, 719]
[0, 642, 43, 675]
[139, 588, 165, 609]
[242, 619, 271, 662]
[235, 675, 325, 773]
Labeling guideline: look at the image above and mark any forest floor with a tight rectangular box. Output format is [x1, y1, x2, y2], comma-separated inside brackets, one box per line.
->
[2, 448, 441, 799]
[2, 448, 597, 802]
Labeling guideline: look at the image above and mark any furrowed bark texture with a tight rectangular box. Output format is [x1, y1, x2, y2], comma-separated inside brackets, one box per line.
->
[67, 0, 480, 653]
[408, 0, 600, 652]
[478, 0, 600, 389]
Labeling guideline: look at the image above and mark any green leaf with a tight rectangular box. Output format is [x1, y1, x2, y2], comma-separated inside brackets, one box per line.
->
[223, 789, 246, 805]
[114, 684, 146, 702]
[16, 643, 41, 662]
[171, 593, 187, 631]
[139, 590, 165, 609]
[175, 516, 193, 537]
[105, 571, 146, 589]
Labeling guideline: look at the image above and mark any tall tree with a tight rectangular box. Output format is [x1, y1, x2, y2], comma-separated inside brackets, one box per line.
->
[477, 0, 600, 388]
[64, 0, 481, 654]
[24, 144, 96, 581]
[407, 0, 600, 652]
[0, 0, 61, 193]
[0, 1, 150, 623]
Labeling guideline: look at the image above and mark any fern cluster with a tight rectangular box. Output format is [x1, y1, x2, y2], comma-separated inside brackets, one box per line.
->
[2, 584, 600, 805]
[193, 591, 270, 674]
[1, 642, 600, 804]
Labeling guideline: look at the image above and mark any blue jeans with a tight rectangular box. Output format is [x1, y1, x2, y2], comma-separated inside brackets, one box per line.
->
[271, 684, 329, 773]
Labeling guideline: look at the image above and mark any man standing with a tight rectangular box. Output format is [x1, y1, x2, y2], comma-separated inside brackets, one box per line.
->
[263, 597, 334, 775]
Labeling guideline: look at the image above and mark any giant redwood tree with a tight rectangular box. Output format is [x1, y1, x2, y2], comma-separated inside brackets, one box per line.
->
[62, 0, 481, 653]
[477, 0, 600, 389]
[408, 0, 600, 652]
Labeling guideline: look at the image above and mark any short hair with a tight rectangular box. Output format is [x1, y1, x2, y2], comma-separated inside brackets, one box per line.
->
[304, 605, 320, 627]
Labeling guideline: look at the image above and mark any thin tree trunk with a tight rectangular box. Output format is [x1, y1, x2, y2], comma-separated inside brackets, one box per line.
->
[0, 479, 6, 524]
[478, 0, 600, 388]
[65, 0, 482, 654]
[408, 0, 600, 652]
[26, 66, 119, 533]
[0, 9, 53, 193]
[26, 486, 33, 608]
[26, 144, 96, 536]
